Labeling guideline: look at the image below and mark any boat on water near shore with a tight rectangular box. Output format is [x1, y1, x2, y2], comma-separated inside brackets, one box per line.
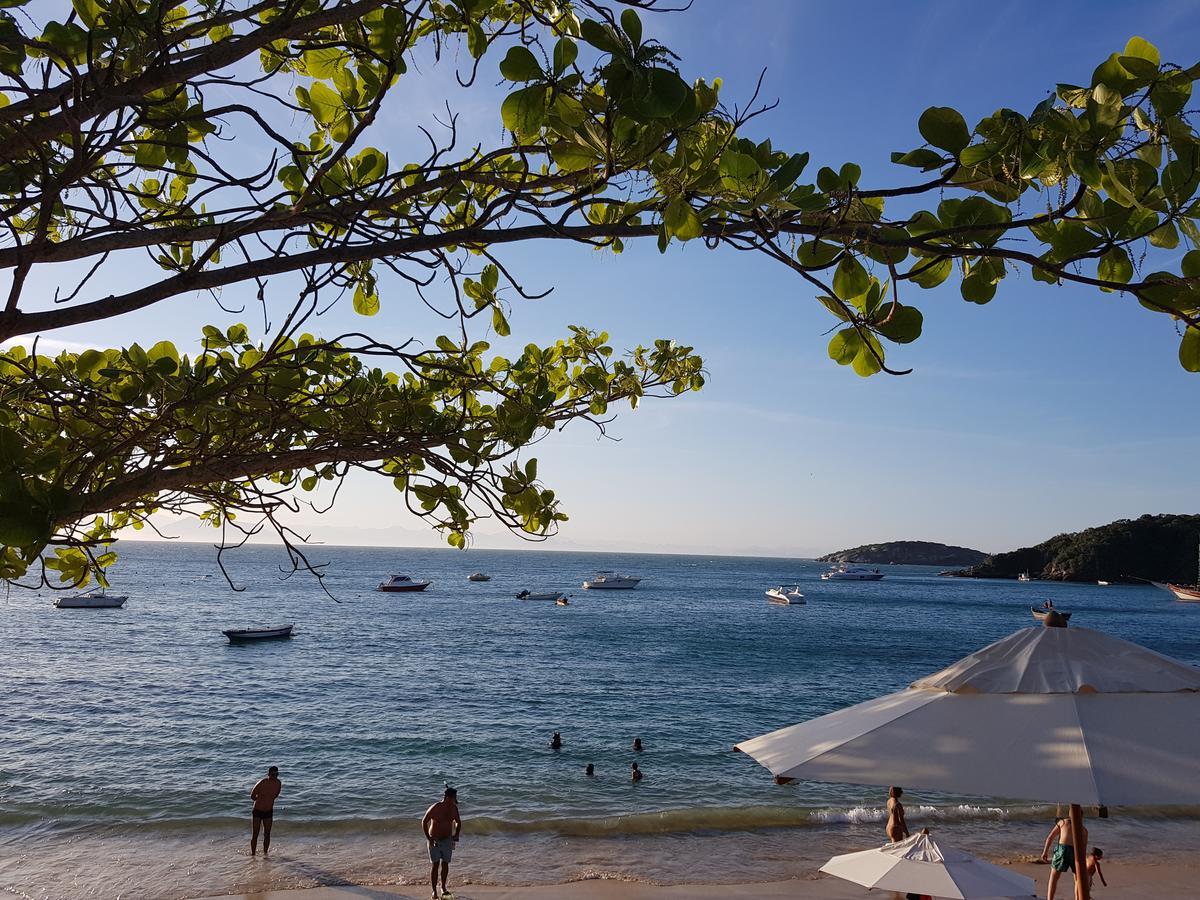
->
[54, 588, 128, 609]
[1017, 572, 1034, 582]
[516, 590, 568, 602]
[467, 573, 491, 582]
[1154, 541, 1200, 602]
[582, 571, 640, 589]
[765, 586, 805, 605]
[820, 565, 883, 581]
[222, 625, 294, 643]
[377, 574, 431, 592]
[1030, 605, 1071, 623]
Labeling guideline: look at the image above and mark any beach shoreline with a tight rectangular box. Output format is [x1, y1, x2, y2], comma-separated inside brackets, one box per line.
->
[200, 862, 1200, 900]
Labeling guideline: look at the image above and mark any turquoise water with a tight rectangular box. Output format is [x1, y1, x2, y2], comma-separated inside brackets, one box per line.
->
[2, 542, 1199, 898]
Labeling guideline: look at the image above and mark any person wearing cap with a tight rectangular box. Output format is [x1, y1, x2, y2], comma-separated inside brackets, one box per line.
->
[250, 765, 282, 856]
[422, 787, 462, 900]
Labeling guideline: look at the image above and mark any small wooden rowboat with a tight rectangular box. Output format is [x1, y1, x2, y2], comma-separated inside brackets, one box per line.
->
[1030, 606, 1071, 623]
[222, 624, 294, 643]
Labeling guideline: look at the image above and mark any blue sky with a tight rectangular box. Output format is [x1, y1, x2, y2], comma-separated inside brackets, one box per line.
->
[13, 0, 1200, 557]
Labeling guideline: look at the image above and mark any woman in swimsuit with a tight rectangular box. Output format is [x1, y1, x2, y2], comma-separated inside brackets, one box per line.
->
[886, 786, 910, 843]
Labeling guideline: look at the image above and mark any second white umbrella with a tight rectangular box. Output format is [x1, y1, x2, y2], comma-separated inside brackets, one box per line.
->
[820, 830, 1035, 899]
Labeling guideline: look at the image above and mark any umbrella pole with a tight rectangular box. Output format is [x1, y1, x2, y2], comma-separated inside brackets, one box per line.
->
[1069, 803, 1089, 900]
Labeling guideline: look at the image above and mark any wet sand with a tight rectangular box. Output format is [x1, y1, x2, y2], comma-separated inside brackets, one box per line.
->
[202, 861, 1198, 900]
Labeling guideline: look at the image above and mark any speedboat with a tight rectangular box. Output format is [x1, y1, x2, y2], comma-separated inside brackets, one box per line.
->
[516, 590, 567, 602]
[820, 565, 884, 581]
[1097, 580, 1111, 586]
[222, 624, 294, 642]
[582, 571, 640, 589]
[467, 573, 491, 582]
[1031, 606, 1071, 623]
[377, 574, 432, 592]
[55, 588, 128, 609]
[1017, 572, 1033, 582]
[766, 586, 805, 605]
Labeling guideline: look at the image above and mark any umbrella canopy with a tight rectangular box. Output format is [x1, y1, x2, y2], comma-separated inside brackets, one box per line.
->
[820, 830, 1036, 899]
[736, 625, 1200, 805]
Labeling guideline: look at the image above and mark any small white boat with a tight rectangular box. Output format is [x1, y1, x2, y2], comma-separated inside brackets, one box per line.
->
[766, 586, 805, 605]
[55, 588, 128, 609]
[516, 590, 568, 602]
[582, 571, 641, 589]
[467, 573, 491, 582]
[820, 565, 884, 581]
[223, 624, 294, 642]
[1097, 580, 1111, 586]
[1017, 572, 1033, 582]
[377, 574, 432, 592]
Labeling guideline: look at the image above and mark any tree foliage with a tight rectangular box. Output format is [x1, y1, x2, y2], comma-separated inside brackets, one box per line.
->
[0, 0, 1197, 586]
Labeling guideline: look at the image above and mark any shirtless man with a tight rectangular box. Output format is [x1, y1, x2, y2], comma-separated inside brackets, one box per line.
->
[250, 766, 282, 856]
[1041, 816, 1088, 900]
[422, 788, 462, 900]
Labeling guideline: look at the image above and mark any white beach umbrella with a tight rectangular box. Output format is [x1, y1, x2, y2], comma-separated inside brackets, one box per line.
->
[735, 624, 1200, 805]
[735, 623, 1200, 900]
[819, 830, 1036, 899]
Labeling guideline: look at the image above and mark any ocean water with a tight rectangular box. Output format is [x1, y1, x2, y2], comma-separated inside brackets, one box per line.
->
[2, 542, 1199, 898]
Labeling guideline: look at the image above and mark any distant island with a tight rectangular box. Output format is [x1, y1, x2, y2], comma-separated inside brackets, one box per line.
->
[952, 513, 1200, 583]
[818, 540, 988, 567]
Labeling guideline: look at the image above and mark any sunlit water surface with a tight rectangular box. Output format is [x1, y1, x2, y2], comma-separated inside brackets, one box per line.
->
[3, 543, 1199, 898]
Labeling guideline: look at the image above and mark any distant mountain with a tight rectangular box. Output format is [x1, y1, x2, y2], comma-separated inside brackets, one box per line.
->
[818, 541, 988, 566]
[957, 513, 1200, 582]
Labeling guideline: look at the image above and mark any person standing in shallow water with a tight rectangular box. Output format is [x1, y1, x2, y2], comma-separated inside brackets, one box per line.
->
[422, 787, 462, 900]
[886, 786, 909, 842]
[250, 766, 281, 856]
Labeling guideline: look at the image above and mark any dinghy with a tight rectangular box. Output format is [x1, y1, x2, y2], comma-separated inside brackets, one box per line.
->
[222, 624, 294, 643]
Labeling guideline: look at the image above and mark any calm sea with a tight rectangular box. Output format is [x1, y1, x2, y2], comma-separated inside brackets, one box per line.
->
[2, 542, 1199, 898]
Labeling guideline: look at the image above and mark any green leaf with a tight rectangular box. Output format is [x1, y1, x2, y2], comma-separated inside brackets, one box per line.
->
[1181, 327, 1200, 373]
[796, 240, 840, 268]
[1182, 250, 1200, 278]
[832, 255, 869, 300]
[918, 106, 970, 154]
[579, 18, 622, 54]
[960, 270, 997, 304]
[501, 85, 548, 138]
[353, 286, 380, 316]
[75, 348, 105, 380]
[891, 148, 946, 171]
[718, 151, 761, 191]
[1122, 36, 1160, 67]
[619, 8, 642, 46]
[874, 304, 923, 344]
[1097, 247, 1133, 285]
[499, 45, 541, 82]
[307, 81, 342, 125]
[828, 328, 860, 366]
[1149, 221, 1179, 249]
[552, 38, 577, 74]
[908, 256, 952, 289]
[663, 198, 703, 241]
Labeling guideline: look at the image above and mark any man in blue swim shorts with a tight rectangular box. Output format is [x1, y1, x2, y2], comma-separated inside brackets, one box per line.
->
[1041, 816, 1087, 900]
[422, 787, 461, 900]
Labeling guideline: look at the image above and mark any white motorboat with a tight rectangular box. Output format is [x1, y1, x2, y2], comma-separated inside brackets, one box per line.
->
[516, 590, 568, 602]
[54, 588, 128, 609]
[223, 624, 294, 642]
[766, 586, 805, 605]
[582, 571, 641, 589]
[467, 573, 491, 582]
[1097, 580, 1111, 586]
[820, 565, 884, 581]
[1017, 572, 1034, 582]
[377, 574, 432, 592]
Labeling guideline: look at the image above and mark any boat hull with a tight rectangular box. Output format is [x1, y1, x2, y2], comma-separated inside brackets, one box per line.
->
[1031, 607, 1072, 622]
[1168, 584, 1200, 602]
[467, 574, 491, 582]
[516, 591, 566, 602]
[223, 625, 294, 642]
[820, 573, 884, 581]
[55, 595, 128, 609]
[582, 581, 640, 589]
[377, 583, 431, 592]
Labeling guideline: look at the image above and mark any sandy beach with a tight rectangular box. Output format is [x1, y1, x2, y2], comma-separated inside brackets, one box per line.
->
[202, 862, 1198, 900]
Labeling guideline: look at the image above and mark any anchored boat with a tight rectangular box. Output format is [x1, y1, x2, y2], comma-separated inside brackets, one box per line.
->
[765, 586, 806, 605]
[377, 574, 432, 592]
[54, 588, 128, 609]
[222, 625, 294, 643]
[820, 565, 884, 581]
[516, 590, 568, 602]
[582, 571, 640, 589]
